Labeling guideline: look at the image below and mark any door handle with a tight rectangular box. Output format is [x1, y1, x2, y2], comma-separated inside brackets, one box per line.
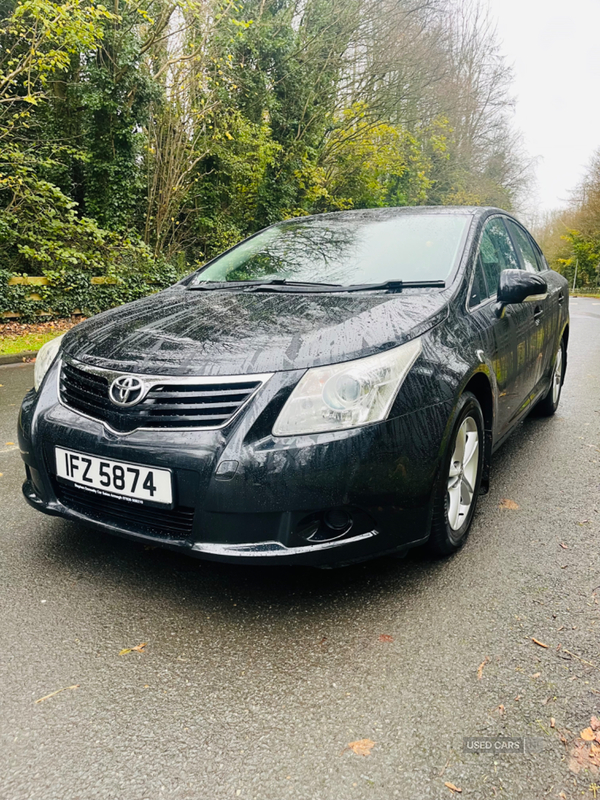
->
[534, 305, 543, 325]
[558, 291, 564, 304]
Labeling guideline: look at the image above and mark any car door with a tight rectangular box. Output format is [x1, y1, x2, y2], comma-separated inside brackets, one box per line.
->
[467, 216, 536, 436]
[532, 240, 567, 382]
[505, 219, 553, 393]
[505, 219, 565, 394]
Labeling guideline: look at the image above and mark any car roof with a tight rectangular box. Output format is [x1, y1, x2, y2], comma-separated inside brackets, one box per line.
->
[280, 206, 513, 225]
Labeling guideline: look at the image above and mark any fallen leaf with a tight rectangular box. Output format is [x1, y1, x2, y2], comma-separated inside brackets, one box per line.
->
[5, 441, 14, 446]
[347, 739, 375, 756]
[444, 782, 462, 793]
[531, 637, 549, 648]
[119, 642, 147, 655]
[559, 542, 569, 549]
[499, 498, 519, 510]
[378, 634, 394, 643]
[581, 728, 596, 741]
[531, 672, 541, 678]
[551, 718, 555, 728]
[569, 736, 600, 774]
[35, 684, 79, 704]
[514, 694, 523, 701]
[559, 793, 567, 799]
[592, 717, 600, 732]
[477, 656, 490, 680]
[496, 704, 505, 715]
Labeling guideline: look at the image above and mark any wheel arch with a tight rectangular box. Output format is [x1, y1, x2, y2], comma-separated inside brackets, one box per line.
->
[560, 322, 569, 382]
[433, 366, 495, 505]
[458, 370, 494, 494]
[463, 372, 494, 435]
[428, 375, 491, 553]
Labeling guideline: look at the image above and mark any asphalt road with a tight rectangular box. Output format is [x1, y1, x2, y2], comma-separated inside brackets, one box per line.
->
[1, 298, 599, 800]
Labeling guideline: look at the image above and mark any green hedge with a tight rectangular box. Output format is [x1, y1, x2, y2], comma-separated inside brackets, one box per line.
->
[0, 262, 187, 322]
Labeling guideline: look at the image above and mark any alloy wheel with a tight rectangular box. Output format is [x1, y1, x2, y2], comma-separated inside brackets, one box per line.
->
[552, 347, 563, 406]
[447, 416, 479, 532]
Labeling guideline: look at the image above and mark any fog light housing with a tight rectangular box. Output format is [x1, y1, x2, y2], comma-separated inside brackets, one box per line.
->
[323, 508, 353, 534]
[293, 508, 354, 544]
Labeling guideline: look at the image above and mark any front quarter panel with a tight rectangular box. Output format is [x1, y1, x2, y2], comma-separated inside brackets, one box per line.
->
[389, 320, 483, 419]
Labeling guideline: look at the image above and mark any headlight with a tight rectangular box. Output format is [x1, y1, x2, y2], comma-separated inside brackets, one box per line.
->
[34, 334, 65, 391]
[273, 337, 422, 436]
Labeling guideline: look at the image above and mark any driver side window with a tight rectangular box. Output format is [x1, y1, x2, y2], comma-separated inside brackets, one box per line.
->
[469, 218, 520, 308]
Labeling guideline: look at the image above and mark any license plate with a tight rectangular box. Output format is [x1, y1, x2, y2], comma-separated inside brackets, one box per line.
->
[55, 447, 173, 506]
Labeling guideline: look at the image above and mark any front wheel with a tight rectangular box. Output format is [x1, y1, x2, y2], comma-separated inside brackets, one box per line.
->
[535, 339, 565, 417]
[428, 392, 484, 556]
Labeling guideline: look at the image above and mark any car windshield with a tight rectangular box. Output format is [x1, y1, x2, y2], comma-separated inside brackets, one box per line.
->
[191, 213, 470, 287]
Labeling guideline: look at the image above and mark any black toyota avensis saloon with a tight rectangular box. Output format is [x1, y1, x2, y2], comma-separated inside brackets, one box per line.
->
[19, 207, 569, 566]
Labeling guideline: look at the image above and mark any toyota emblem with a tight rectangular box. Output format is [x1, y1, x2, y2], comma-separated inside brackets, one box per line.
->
[109, 375, 146, 407]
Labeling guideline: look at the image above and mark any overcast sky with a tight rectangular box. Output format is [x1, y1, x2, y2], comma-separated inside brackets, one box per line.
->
[486, 0, 600, 214]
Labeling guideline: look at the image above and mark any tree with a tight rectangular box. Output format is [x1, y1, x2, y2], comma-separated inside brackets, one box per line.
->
[536, 150, 600, 288]
[0, 0, 530, 291]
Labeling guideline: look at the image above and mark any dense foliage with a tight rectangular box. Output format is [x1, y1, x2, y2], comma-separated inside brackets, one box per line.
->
[536, 152, 600, 289]
[0, 0, 528, 316]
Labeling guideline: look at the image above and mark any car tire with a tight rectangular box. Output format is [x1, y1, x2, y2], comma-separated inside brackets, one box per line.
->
[535, 338, 565, 417]
[428, 392, 485, 557]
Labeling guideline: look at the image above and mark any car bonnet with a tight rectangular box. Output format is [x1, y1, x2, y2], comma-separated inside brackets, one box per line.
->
[61, 286, 449, 376]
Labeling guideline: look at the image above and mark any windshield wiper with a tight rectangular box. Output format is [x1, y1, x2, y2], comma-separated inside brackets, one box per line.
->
[342, 279, 446, 293]
[188, 278, 445, 294]
[244, 279, 446, 293]
[243, 279, 343, 292]
[188, 281, 258, 291]
[187, 279, 342, 292]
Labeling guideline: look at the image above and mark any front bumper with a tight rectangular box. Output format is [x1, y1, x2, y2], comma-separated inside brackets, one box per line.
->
[19, 359, 452, 566]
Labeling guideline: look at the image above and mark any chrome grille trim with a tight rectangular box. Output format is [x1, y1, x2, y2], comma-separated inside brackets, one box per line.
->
[191, 530, 379, 557]
[58, 356, 272, 435]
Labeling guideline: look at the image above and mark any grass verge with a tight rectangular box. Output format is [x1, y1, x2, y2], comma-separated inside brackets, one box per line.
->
[0, 318, 84, 356]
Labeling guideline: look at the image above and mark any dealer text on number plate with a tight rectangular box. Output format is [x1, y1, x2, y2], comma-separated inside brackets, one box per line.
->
[55, 447, 172, 505]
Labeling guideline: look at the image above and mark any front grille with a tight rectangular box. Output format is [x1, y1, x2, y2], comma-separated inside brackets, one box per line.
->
[60, 360, 264, 432]
[55, 481, 195, 539]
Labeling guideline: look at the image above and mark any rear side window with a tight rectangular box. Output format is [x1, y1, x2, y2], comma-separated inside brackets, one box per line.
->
[477, 218, 520, 297]
[506, 220, 540, 272]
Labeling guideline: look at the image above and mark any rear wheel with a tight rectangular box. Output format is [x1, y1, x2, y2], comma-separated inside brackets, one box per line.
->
[535, 339, 565, 417]
[428, 392, 484, 556]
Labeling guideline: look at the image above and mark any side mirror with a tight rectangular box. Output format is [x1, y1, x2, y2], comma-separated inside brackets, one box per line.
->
[495, 269, 547, 317]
